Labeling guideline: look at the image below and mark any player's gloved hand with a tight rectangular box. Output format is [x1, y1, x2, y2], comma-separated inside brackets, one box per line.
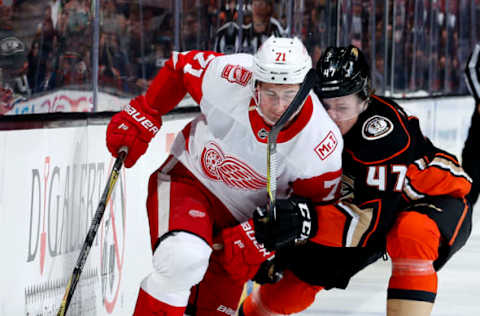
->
[212, 219, 275, 282]
[254, 196, 317, 251]
[252, 256, 284, 284]
[106, 95, 162, 168]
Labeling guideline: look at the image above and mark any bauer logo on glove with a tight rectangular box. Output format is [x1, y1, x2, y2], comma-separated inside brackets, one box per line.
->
[125, 103, 160, 135]
[106, 95, 162, 168]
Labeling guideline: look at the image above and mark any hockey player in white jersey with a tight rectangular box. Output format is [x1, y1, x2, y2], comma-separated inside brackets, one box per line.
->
[105, 36, 343, 315]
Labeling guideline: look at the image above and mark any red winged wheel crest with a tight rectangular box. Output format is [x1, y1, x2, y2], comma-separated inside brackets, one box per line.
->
[201, 141, 267, 190]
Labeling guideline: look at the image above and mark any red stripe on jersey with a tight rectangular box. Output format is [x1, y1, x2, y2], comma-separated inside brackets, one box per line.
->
[291, 168, 342, 203]
[181, 121, 193, 153]
[146, 169, 161, 250]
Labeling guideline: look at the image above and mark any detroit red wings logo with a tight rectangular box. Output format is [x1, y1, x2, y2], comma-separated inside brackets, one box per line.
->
[201, 142, 266, 190]
[221, 64, 252, 86]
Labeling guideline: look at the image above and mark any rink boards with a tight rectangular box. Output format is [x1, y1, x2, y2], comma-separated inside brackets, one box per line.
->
[0, 96, 476, 315]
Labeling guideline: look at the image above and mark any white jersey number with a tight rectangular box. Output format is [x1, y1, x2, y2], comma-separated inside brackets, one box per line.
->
[366, 165, 407, 192]
[323, 177, 342, 201]
[183, 52, 215, 77]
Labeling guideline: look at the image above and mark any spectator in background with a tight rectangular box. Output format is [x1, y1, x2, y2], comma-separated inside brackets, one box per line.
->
[373, 50, 386, 91]
[240, 0, 285, 53]
[124, 5, 156, 93]
[27, 5, 58, 93]
[56, 49, 90, 86]
[152, 37, 172, 70]
[0, 1, 30, 113]
[214, 18, 241, 53]
[182, 10, 204, 51]
[59, 0, 91, 46]
[214, 0, 285, 54]
[213, 0, 242, 53]
[303, 3, 327, 65]
[218, 0, 238, 25]
[98, 32, 127, 90]
[120, 4, 174, 94]
[56, 0, 92, 87]
[101, 0, 128, 37]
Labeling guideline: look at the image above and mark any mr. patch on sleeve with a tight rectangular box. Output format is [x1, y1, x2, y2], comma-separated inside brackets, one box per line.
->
[315, 131, 338, 160]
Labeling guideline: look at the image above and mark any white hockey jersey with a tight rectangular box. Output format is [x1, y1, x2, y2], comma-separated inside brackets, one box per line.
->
[144, 50, 343, 222]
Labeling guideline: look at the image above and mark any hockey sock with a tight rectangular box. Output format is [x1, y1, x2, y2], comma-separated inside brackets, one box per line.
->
[386, 212, 441, 316]
[241, 270, 323, 315]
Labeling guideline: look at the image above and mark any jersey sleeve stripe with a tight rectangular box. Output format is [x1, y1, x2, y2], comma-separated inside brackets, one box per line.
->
[448, 199, 470, 246]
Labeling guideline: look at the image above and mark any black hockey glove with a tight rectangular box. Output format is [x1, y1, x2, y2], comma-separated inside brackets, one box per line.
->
[252, 256, 284, 284]
[253, 196, 317, 251]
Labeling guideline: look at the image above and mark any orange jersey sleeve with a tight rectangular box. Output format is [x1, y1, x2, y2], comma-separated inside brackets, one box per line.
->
[404, 151, 472, 201]
[310, 199, 383, 248]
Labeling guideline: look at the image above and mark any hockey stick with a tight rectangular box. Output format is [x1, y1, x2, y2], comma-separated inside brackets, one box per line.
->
[57, 147, 128, 316]
[465, 44, 480, 102]
[266, 68, 316, 213]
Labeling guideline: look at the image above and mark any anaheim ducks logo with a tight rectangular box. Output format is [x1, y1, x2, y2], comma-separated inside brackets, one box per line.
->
[201, 141, 266, 190]
[362, 115, 393, 140]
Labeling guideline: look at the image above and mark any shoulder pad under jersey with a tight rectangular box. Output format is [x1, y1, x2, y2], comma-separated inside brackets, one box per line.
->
[344, 95, 412, 164]
[202, 53, 254, 98]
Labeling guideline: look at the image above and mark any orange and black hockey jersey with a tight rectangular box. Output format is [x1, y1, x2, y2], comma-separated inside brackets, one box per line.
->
[277, 95, 472, 288]
[310, 95, 471, 248]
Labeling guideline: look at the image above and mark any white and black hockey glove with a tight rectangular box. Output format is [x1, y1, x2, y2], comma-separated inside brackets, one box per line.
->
[465, 44, 480, 102]
[253, 196, 318, 251]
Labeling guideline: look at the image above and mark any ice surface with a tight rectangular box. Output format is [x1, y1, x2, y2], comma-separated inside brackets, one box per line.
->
[297, 203, 480, 316]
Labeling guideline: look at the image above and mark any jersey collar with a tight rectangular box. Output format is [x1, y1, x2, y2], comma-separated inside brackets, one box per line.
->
[248, 95, 313, 144]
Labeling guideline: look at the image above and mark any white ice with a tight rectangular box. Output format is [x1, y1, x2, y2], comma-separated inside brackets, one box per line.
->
[297, 203, 480, 316]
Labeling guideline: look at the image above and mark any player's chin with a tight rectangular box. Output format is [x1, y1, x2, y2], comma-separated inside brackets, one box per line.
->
[337, 122, 352, 135]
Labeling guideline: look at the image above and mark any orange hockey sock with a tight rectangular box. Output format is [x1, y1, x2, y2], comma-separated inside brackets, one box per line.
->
[387, 212, 441, 302]
[241, 270, 323, 315]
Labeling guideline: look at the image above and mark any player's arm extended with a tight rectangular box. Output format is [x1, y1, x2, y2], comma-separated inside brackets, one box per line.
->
[105, 50, 222, 167]
[145, 50, 223, 114]
[254, 196, 387, 250]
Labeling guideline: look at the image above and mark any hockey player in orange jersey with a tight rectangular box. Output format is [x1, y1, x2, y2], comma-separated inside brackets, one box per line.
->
[240, 45, 472, 316]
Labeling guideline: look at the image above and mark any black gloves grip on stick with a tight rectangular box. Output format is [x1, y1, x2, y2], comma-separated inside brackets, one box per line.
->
[253, 196, 318, 251]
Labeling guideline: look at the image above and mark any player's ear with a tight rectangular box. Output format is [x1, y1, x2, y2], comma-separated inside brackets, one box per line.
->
[254, 82, 261, 104]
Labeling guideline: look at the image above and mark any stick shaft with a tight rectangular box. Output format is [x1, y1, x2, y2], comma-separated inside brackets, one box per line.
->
[266, 69, 316, 210]
[57, 150, 127, 316]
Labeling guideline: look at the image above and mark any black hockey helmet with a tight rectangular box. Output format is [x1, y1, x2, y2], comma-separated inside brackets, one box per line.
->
[314, 45, 371, 100]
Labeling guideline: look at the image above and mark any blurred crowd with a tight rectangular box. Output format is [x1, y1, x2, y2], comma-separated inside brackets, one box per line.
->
[1, 0, 479, 114]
